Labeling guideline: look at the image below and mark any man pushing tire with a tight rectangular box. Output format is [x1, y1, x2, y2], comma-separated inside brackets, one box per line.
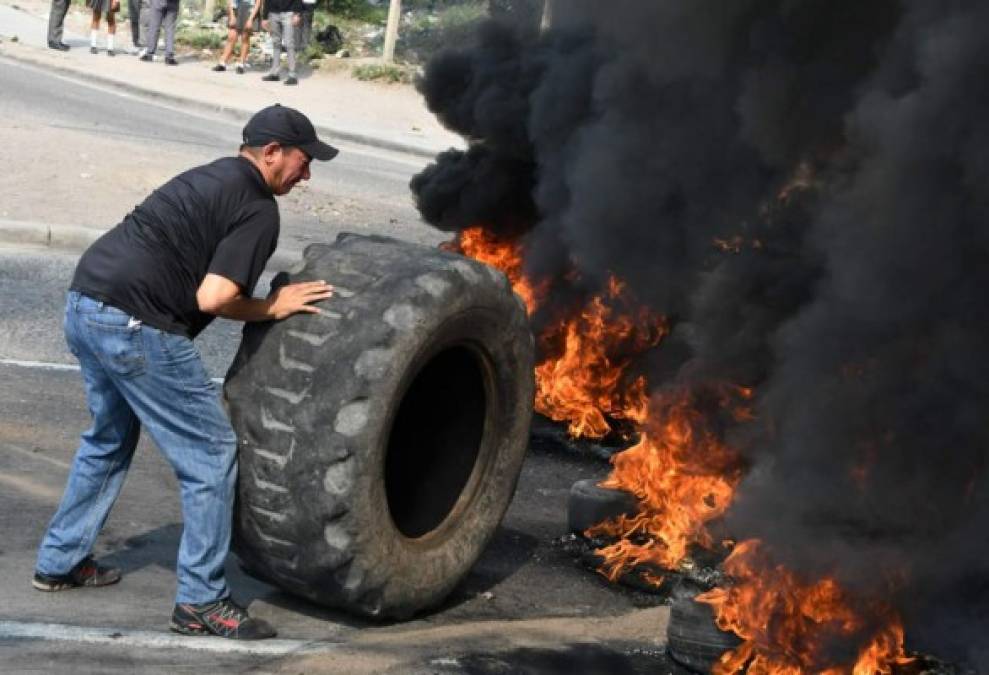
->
[33, 105, 338, 640]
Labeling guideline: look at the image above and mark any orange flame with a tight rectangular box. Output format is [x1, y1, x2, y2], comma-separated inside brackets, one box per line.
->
[534, 276, 667, 437]
[456, 227, 546, 314]
[588, 385, 748, 573]
[454, 226, 666, 439]
[454, 225, 914, 673]
[696, 540, 914, 675]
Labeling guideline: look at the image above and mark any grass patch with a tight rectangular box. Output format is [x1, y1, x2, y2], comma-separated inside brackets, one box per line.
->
[300, 41, 326, 63]
[326, 0, 386, 23]
[352, 62, 415, 84]
[176, 26, 225, 50]
[297, 2, 490, 72]
[398, 1, 486, 63]
[316, 10, 383, 56]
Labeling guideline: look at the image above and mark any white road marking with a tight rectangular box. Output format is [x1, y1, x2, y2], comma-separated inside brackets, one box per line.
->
[0, 359, 224, 383]
[0, 358, 79, 372]
[0, 620, 340, 656]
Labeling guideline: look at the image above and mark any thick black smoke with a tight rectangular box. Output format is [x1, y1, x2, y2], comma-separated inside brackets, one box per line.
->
[727, 3, 989, 664]
[411, 0, 989, 666]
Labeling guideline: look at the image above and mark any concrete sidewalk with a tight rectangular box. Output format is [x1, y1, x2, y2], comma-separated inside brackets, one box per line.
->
[0, 0, 463, 158]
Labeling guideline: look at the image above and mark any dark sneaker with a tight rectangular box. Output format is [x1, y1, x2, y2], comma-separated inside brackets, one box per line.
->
[284, 76, 298, 86]
[107, 49, 115, 57]
[48, 40, 70, 51]
[33, 556, 122, 592]
[170, 599, 277, 640]
[212, 63, 226, 72]
[165, 56, 178, 65]
[261, 73, 279, 82]
[140, 53, 153, 62]
[89, 46, 98, 54]
[235, 64, 244, 74]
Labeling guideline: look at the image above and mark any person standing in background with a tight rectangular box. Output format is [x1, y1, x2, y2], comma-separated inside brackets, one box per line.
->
[141, 0, 179, 65]
[260, 0, 301, 86]
[87, 0, 120, 55]
[127, 0, 142, 50]
[135, 0, 151, 55]
[212, 0, 259, 74]
[47, 0, 71, 50]
[296, 0, 316, 56]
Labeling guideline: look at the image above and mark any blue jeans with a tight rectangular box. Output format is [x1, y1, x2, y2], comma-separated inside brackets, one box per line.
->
[36, 291, 237, 605]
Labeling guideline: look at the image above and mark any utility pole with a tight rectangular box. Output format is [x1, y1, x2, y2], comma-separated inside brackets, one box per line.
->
[383, 0, 401, 63]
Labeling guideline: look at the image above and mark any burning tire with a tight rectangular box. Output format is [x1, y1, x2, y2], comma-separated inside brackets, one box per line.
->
[666, 583, 742, 672]
[567, 478, 638, 535]
[224, 233, 535, 619]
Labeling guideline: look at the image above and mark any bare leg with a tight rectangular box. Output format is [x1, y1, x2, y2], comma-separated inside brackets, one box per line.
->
[90, 8, 101, 52]
[219, 27, 238, 64]
[238, 29, 251, 64]
[106, 6, 117, 52]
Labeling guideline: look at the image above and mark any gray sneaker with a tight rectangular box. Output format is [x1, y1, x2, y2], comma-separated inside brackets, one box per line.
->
[170, 599, 277, 640]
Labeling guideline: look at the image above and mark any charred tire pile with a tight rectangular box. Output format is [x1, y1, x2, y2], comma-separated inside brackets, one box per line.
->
[224, 233, 535, 619]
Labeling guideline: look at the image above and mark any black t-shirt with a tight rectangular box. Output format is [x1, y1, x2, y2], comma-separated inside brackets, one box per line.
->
[71, 156, 279, 338]
[261, 0, 302, 18]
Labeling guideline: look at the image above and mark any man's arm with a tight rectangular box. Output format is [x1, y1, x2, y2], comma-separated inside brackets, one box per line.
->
[197, 273, 333, 322]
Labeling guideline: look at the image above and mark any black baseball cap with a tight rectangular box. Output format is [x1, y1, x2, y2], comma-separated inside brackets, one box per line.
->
[242, 104, 339, 161]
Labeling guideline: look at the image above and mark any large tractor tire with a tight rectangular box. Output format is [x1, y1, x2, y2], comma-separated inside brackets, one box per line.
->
[224, 233, 535, 619]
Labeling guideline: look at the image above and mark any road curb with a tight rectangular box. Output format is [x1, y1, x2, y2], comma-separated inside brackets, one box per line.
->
[0, 219, 105, 250]
[0, 218, 304, 268]
[0, 47, 447, 160]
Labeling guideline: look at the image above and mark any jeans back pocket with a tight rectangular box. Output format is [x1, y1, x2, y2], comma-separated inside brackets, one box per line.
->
[84, 311, 146, 378]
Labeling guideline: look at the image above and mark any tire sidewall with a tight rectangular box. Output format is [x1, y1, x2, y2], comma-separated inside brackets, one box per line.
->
[342, 281, 534, 615]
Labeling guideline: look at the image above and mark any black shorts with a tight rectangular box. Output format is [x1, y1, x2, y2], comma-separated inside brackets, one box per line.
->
[231, 3, 258, 33]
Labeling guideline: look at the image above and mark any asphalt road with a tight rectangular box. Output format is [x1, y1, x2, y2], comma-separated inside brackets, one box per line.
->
[0, 56, 447, 251]
[0, 60, 676, 673]
[0, 314, 669, 673]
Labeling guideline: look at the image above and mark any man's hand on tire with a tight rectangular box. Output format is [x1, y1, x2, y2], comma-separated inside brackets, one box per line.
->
[197, 273, 332, 322]
[268, 280, 333, 319]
